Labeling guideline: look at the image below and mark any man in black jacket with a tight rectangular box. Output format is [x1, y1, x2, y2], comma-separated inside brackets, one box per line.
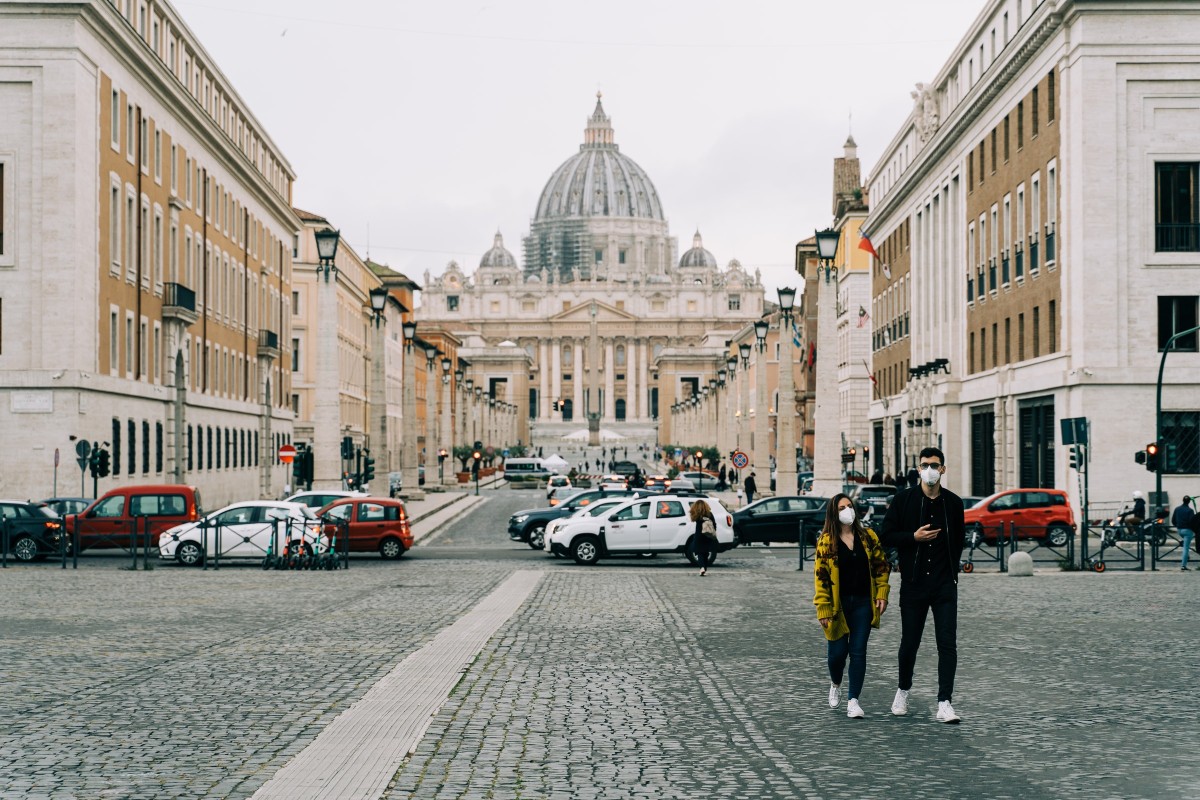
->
[880, 446, 966, 723]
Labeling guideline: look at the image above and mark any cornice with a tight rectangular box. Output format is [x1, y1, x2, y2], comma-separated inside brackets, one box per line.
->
[864, 9, 1062, 236]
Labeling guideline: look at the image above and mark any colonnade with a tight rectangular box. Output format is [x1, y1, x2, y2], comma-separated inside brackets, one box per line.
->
[535, 335, 655, 423]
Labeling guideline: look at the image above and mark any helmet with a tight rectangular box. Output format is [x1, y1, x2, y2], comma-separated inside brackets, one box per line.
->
[1132, 490, 1144, 500]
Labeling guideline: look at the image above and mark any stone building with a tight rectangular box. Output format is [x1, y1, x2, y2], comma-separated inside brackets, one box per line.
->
[0, 0, 298, 505]
[862, 0, 1200, 506]
[418, 96, 767, 448]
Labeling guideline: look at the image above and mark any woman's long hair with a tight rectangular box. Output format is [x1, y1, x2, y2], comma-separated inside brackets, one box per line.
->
[689, 499, 712, 522]
[820, 493, 868, 540]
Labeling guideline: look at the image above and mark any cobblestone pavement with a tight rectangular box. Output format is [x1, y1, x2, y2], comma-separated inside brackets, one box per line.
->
[3, 488, 1199, 799]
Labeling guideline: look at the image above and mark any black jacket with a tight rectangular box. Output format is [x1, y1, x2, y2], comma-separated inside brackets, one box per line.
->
[744, 475, 758, 494]
[880, 486, 966, 584]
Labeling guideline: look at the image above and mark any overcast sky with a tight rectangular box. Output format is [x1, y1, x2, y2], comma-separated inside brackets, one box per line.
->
[175, 0, 985, 298]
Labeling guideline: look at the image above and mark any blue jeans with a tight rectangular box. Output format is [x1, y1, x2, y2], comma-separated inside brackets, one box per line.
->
[827, 595, 874, 701]
[1181, 528, 1195, 568]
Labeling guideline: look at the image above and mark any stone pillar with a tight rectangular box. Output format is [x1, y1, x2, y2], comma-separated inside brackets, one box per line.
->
[573, 341, 584, 422]
[424, 358, 436, 488]
[400, 341, 423, 500]
[551, 339, 562, 409]
[441, 374, 455, 485]
[753, 331, 771, 489]
[368, 321, 389, 495]
[777, 315, 797, 498]
[627, 338, 638, 422]
[812, 276, 842, 497]
[313, 276, 341, 489]
[604, 339, 615, 421]
[539, 341, 550, 420]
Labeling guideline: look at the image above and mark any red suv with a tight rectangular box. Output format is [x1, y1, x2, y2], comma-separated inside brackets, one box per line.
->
[320, 497, 412, 559]
[964, 488, 1075, 547]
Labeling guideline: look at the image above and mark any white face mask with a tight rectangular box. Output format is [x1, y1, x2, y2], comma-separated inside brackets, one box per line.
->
[921, 467, 942, 486]
[838, 507, 856, 526]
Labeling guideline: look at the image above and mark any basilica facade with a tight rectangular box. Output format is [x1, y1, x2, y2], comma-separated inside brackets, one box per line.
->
[417, 96, 766, 443]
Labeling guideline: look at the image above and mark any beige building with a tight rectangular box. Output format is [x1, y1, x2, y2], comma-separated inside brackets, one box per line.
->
[0, 0, 298, 505]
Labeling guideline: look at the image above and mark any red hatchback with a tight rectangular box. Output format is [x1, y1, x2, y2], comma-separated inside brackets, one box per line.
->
[964, 488, 1076, 547]
[320, 497, 412, 559]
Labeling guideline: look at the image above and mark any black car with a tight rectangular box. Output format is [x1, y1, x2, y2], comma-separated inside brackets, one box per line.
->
[732, 496, 829, 545]
[39, 497, 93, 517]
[850, 484, 898, 521]
[612, 461, 640, 476]
[0, 500, 67, 561]
[508, 489, 635, 550]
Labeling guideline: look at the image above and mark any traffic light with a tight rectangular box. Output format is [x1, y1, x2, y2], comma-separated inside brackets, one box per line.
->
[471, 449, 482, 474]
[90, 448, 111, 478]
[341, 436, 353, 460]
[1145, 441, 1162, 472]
[553, 400, 560, 411]
[362, 455, 376, 483]
[1135, 450, 1147, 466]
[1069, 444, 1081, 471]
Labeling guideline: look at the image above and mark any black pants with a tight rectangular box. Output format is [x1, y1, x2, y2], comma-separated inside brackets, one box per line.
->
[897, 579, 958, 702]
[694, 534, 715, 568]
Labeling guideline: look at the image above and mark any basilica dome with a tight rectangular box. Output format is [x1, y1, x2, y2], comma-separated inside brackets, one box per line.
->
[679, 231, 717, 268]
[479, 231, 518, 269]
[533, 94, 665, 222]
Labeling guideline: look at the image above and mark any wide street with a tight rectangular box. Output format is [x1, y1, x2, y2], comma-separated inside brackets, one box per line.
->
[2, 484, 1199, 800]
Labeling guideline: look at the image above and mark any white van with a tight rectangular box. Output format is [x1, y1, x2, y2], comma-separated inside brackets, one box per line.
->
[503, 458, 553, 484]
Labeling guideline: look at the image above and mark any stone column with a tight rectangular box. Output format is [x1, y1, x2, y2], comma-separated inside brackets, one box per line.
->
[573, 341, 584, 422]
[627, 338, 638, 422]
[313, 276, 341, 489]
[604, 339, 615, 421]
[441, 374, 454, 485]
[777, 315, 797, 497]
[368, 320, 389, 495]
[753, 330, 771, 489]
[812, 276, 842, 497]
[424, 357, 436, 489]
[551, 339, 562, 409]
[539, 341, 550, 420]
[400, 340, 423, 500]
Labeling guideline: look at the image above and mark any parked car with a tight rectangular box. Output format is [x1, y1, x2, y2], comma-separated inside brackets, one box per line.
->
[664, 477, 697, 494]
[964, 488, 1076, 546]
[285, 490, 366, 509]
[319, 497, 412, 559]
[800, 476, 815, 494]
[542, 497, 630, 555]
[612, 460, 640, 476]
[508, 488, 636, 549]
[550, 495, 735, 566]
[158, 501, 321, 566]
[732, 496, 829, 545]
[850, 484, 898, 521]
[66, 485, 203, 552]
[0, 500, 66, 561]
[39, 497, 92, 517]
[678, 471, 718, 491]
[546, 475, 572, 500]
[643, 474, 671, 492]
[961, 496, 985, 510]
[597, 474, 629, 490]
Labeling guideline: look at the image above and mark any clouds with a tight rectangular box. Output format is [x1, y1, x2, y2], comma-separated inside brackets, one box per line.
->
[177, 0, 982, 290]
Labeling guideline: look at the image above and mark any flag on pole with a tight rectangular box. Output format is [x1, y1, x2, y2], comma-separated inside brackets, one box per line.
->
[792, 321, 802, 348]
[856, 306, 870, 329]
[858, 231, 879, 259]
[807, 342, 816, 369]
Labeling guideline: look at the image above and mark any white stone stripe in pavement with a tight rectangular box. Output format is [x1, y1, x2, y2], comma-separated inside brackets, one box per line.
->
[250, 570, 544, 800]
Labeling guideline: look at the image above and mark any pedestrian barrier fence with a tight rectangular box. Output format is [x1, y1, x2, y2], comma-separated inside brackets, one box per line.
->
[1148, 523, 1193, 570]
[1082, 521, 1148, 572]
[1, 517, 71, 569]
[961, 524, 1008, 573]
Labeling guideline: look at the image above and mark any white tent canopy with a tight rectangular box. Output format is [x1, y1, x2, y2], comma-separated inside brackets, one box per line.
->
[542, 453, 570, 473]
[559, 428, 626, 441]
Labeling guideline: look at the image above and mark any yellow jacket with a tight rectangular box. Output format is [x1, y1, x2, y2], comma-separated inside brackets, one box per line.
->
[812, 527, 892, 641]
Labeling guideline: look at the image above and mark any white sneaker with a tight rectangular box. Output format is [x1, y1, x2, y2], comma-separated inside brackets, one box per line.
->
[891, 689, 909, 716]
[846, 698, 865, 718]
[936, 700, 961, 723]
[828, 684, 840, 709]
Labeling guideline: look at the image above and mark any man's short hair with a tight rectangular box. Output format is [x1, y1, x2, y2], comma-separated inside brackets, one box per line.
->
[919, 446, 946, 466]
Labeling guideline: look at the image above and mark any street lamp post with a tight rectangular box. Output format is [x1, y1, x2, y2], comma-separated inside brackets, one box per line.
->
[716, 368, 728, 461]
[776, 286, 798, 497]
[812, 227, 843, 497]
[753, 319, 771, 490]
[739, 343, 751, 458]
[400, 320, 423, 500]
[441, 357, 453, 485]
[424, 346, 438, 491]
[367, 285, 390, 493]
[313, 228, 341, 489]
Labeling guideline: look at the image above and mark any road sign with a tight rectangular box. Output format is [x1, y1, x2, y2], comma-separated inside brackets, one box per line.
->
[54, 447, 60, 468]
[731, 451, 749, 470]
[1060, 416, 1088, 445]
[486, 445, 495, 456]
[278, 444, 297, 464]
[74, 439, 91, 458]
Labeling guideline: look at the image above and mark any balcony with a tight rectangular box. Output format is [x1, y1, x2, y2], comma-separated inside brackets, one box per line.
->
[1045, 223, 1056, 263]
[988, 259, 997, 292]
[1155, 222, 1200, 252]
[162, 282, 198, 325]
[257, 329, 280, 359]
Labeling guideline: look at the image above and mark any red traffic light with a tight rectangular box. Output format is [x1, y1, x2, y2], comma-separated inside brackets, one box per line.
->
[1146, 442, 1159, 455]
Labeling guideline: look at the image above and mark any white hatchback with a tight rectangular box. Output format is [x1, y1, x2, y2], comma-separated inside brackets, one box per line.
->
[159, 501, 324, 566]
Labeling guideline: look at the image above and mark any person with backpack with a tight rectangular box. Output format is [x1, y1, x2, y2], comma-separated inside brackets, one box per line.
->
[813, 494, 891, 718]
[690, 499, 717, 576]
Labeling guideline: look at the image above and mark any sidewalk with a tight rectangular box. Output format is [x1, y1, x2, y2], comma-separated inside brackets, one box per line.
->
[404, 473, 507, 544]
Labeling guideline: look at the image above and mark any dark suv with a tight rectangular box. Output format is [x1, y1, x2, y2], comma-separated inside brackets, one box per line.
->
[1, 500, 67, 561]
[732, 496, 829, 545]
[509, 489, 635, 549]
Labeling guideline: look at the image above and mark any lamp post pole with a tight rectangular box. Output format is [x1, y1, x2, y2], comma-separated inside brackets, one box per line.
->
[739, 343, 751, 456]
[424, 347, 438, 492]
[400, 320, 423, 500]
[441, 358, 454, 485]
[812, 227, 843, 498]
[753, 319, 771, 490]
[313, 228, 342, 490]
[367, 286, 389, 491]
[777, 287, 798, 497]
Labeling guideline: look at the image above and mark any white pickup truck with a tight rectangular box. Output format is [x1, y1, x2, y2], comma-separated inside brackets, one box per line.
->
[547, 494, 735, 565]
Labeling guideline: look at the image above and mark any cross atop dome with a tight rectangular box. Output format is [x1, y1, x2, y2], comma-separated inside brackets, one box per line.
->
[584, 92, 615, 149]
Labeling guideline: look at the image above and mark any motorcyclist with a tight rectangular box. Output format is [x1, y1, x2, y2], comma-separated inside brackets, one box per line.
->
[1119, 490, 1147, 533]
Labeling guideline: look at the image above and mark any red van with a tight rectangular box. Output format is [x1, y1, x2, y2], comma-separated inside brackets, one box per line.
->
[964, 488, 1075, 547]
[66, 485, 203, 552]
[319, 497, 412, 559]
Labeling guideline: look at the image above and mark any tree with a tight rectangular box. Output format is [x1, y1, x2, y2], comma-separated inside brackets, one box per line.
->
[453, 444, 474, 472]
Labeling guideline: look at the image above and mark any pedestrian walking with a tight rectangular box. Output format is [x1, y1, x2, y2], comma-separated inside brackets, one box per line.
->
[744, 472, 758, 505]
[690, 499, 717, 576]
[718, 464, 728, 489]
[814, 494, 891, 718]
[905, 468, 919, 489]
[1172, 495, 1195, 570]
[870, 470, 884, 485]
[880, 446, 966, 724]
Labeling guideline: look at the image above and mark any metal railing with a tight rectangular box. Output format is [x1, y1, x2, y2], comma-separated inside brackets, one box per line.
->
[1155, 222, 1200, 253]
[163, 282, 196, 312]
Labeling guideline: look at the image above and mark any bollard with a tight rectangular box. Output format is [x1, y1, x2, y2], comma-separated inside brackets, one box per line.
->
[130, 518, 138, 570]
[1008, 550, 1034, 576]
[72, 524, 78, 570]
[797, 520, 805, 572]
[143, 517, 153, 570]
[1, 519, 7, 568]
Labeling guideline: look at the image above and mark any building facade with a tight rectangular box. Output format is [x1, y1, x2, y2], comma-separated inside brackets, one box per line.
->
[418, 96, 767, 449]
[0, 0, 298, 505]
[863, 0, 1200, 506]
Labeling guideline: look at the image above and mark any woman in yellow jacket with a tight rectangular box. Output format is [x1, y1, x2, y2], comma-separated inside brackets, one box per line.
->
[813, 493, 892, 718]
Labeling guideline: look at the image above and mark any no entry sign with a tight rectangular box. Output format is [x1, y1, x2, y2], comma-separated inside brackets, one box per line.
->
[278, 444, 297, 464]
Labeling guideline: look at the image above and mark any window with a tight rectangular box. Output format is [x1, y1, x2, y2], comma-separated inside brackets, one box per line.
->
[1161, 411, 1200, 474]
[109, 310, 119, 372]
[447, 295, 459, 312]
[155, 421, 163, 473]
[1017, 101, 1024, 149]
[728, 294, 741, 311]
[187, 426, 193, 471]
[1033, 305, 1041, 357]
[594, 248, 603, 264]
[109, 184, 121, 270]
[1046, 163, 1057, 264]
[153, 324, 161, 382]
[125, 315, 133, 375]
[1158, 296, 1199, 352]
[618, 249, 627, 265]
[1018, 313, 1026, 360]
[125, 194, 135, 278]
[1048, 300, 1057, 353]
[1155, 163, 1199, 252]
[140, 117, 148, 171]
[656, 500, 686, 519]
[1048, 70, 1056, 121]
[990, 129, 997, 172]
[153, 212, 163, 286]
[1030, 173, 1041, 271]
[291, 291, 299, 312]
[128, 419, 136, 475]
[981, 326, 987, 371]
[170, 144, 177, 193]
[184, 158, 192, 206]
[1005, 317, 1011, 363]
[291, 337, 300, 372]
[687, 299, 697, 313]
[92, 495, 126, 518]
[969, 332, 975, 373]
[112, 418, 121, 477]
[292, 393, 300, 415]
[992, 322, 998, 367]
[111, 89, 120, 149]
[490, 300, 500, 313]
[1004, 116, 1010, 162]
[154, 129, 162, 182]
[1032, 86, 1039, 136]
[126, 103, 134, 159]
[139, 320, 147, 377]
